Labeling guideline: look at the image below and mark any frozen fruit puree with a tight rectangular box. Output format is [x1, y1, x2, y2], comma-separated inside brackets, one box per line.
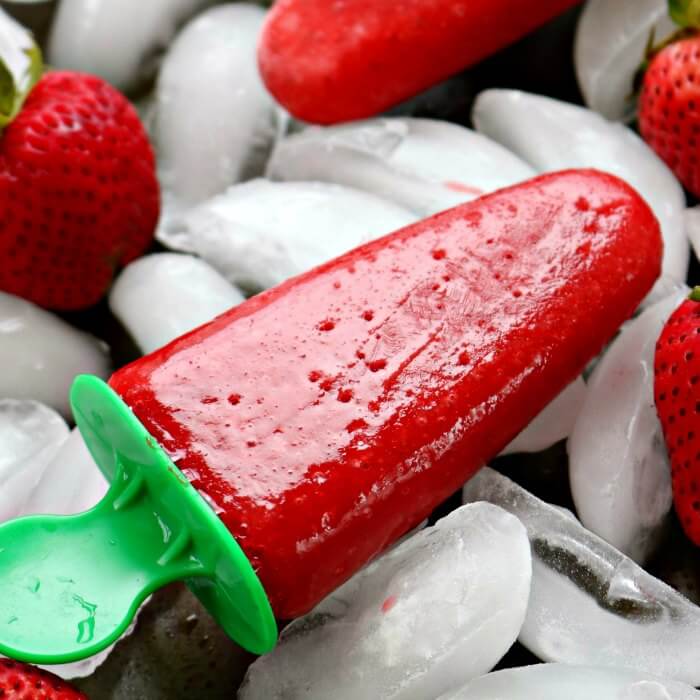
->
[109, 170, 661, 619]
[258, 0, 583, 124]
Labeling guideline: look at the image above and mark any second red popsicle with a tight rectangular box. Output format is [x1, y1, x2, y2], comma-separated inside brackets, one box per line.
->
[258, 0, 582, 124]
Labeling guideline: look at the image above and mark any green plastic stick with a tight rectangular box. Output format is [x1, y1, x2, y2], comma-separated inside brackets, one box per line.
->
[0, 375, 277, 664]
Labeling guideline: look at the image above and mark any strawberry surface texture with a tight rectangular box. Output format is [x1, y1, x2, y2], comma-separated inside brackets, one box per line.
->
[0, 71, 159, 310]
[0, 658, 87, 699]
[639, 35, 700, 198]
[655, 289, 700, 545]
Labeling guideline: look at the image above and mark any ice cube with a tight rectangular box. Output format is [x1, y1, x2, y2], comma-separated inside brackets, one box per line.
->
[473, 89, 688, 305]
[575, 0, 676, 121]
[0, 399, 68, 522]
[0, 292, 110, 417]
[154, 4, 279, 226]
[463, 468, 700, 686]
[569, 289, 688, 562]
[47, 0, 214, 92]
[109, 253, 245, 354]
[158, 179, 417, 292]
[502, 377, 586, 455]
[266, 118, 536, 216]
[23, 428, 108, 519]
[684, 206, 700, 262]
[239, 502, 531, 700]
[439, 663, 700, 699]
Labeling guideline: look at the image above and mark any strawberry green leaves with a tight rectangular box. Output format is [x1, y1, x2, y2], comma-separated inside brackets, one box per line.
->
[669, 0, 700, 28]
[0, 7, 42, 128]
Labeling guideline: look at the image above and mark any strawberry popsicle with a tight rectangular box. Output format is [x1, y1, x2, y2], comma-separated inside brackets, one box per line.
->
[258, 0, 583, 124]
[109, 169, 661, 619]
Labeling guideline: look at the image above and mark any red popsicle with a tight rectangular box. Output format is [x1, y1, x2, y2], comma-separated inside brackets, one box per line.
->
[109, 170, 661, 619]
[258, 0, 583, 124]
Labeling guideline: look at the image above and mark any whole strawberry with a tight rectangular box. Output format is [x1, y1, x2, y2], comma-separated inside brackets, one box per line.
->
[654, 287, 700, 546]
[0, 70, 159, 310]
[639, 35, 700, 197]
[0, 658, 87, 699]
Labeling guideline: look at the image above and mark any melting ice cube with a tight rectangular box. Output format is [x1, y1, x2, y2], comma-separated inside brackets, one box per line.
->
[158, 179, 417, 292]
[575, 0, 676, 121]
[463, 468, 700, 686]
[569, 288, 688, 562]
[23, 428, 108, 519]
[0, 292, 110, 417]
[502, 376, 586, 455]
[0, 399, 68, 521]
[438, 663, 700, 699]
[154, 4, 279, 226]
[109, 253, 245, 354]
[239, 502, 531, 700]
[47, 0, 214, 92]
[266, 117, 535, 216]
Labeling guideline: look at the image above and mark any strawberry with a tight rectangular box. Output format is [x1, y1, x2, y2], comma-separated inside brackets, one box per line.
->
[638, 35, 700, 198]
[0, 658, 87, 699]
[654, 287, 700, 546]
[0, 70, 159, 310]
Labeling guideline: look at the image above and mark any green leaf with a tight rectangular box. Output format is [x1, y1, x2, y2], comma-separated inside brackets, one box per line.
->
[0, 7, 43, 128]
[669, 0, 700, 28]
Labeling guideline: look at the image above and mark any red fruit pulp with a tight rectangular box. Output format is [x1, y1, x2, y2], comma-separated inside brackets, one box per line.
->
[109, 170, 661, 618]
[258, 0, 583, 124]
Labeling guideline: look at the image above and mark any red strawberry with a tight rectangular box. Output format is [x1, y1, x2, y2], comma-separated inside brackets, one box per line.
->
[654, 287, 700, 546]
[638, 35, 700, 197]
[0, 71, 159, 310]
[0, 658, 87, 699]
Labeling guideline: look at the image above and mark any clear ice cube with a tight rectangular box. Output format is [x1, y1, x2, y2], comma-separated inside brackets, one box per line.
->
[502, 377, 586, 455]
[154, 4, 279, 225]
[47, 0, 215, 92]
[109, 253, 245, 354]
[574, 0, 676, 121]
[0, 292, 110, 417]
[463, 468, 700, 686]
[266, 117, 535, 216]
[239, 502, 531, 700]
[439, 663, 700, 699]
[569, 288, 688, 562]
[158, 179, 416, 292]
[0, 399, 69, 521]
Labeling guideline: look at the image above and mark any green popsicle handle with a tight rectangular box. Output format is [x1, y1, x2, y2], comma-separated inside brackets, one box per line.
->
[0, 375, 277, 664]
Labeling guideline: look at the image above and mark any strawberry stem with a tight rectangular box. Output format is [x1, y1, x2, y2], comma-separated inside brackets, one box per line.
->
[0, 7, 42, 129]
[670, 0, 700, 28]
[689, 286, 700, 302]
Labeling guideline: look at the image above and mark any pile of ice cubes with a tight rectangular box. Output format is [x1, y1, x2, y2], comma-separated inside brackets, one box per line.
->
[1, 0, 699, 697]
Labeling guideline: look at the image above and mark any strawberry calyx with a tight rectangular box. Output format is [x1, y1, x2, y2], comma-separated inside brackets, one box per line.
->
[0, 7, 42, 129]
[670, 0, 700, 28]
[689, 286, 700, 302]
